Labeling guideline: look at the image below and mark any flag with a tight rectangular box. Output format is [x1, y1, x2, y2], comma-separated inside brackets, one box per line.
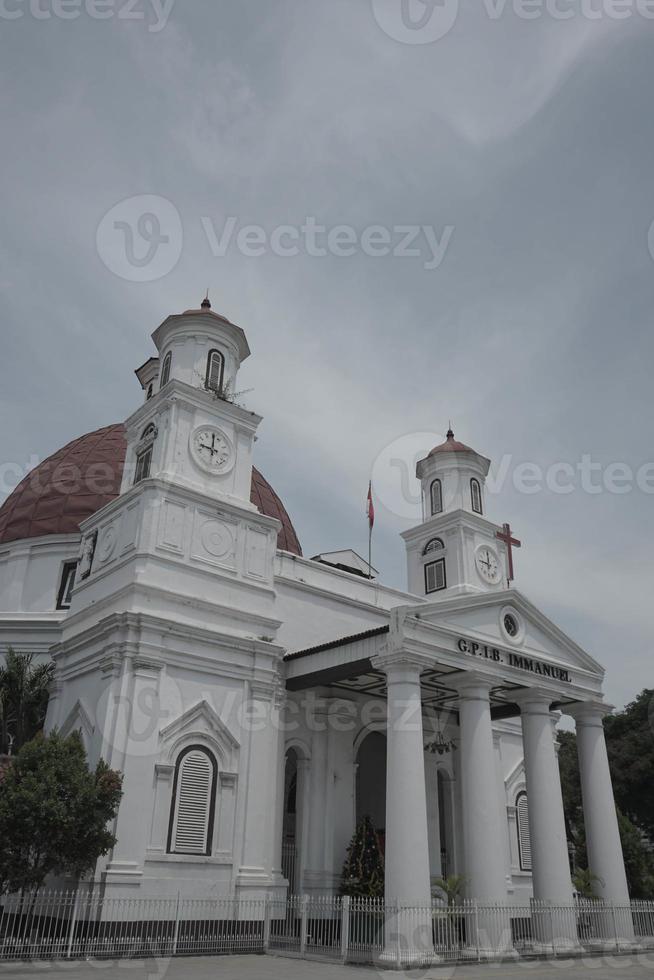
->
[366, 481, 375, 531]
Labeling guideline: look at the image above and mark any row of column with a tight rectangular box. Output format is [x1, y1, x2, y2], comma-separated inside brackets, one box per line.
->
[381, 656, 630, 913]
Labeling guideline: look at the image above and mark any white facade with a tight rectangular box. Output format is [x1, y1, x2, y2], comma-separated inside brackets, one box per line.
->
[0, 301, 631, 919]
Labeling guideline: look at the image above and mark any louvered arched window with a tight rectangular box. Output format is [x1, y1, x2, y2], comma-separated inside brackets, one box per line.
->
[516, 792, 532, 871]
[423, 537, 444, 556]
[470, 478, 482, 515]
[430, 479, 443, 515]
[160, 351, 172, 388]
[205, 349, 225, 393]
[167, 747, 217, 855]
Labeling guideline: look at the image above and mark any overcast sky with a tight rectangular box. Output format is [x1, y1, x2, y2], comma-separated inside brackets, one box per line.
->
[1, 0, 653, 710]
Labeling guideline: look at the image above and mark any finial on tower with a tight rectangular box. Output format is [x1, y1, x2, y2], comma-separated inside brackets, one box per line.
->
[446, 422, 454, 440]
[201, 290, 211, 310]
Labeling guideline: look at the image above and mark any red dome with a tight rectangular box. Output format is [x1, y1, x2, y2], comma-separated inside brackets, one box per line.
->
[428, 428, 479, 456]
[0, 424, 302, 556]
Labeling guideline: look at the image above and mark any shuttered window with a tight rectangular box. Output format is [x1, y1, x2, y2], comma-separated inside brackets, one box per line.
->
[160, 351, 172, 388]
[168, 748, 217, 855]
[430, 479, 443, 515]
[470, 478, 483, 515]
[425, 557, 446, 594]
[516, 792, 532, 871]
[205, 350, 224, 393]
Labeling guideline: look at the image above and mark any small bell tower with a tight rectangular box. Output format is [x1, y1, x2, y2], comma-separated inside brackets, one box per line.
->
[123, 296, 256, 505]
[402, 428, 511, 597]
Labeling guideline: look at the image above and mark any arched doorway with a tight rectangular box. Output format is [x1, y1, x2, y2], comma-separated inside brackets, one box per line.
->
[355, 731, 387, 851]
[282, 747, 307, 894]
[437, 768, 456, 878]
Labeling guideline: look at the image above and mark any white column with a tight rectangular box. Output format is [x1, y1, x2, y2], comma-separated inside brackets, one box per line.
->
[453, 672, 512, 956]
[516, 691, 578, 949]
[380, 656, 433, 966]
[453, 674, 508, 902]
[517, 691, 574, 903]
[236, 683, 278, 900]
[303, 698, 329, 896]
[383, 658, 432, 906]
[567, 704, 631, 904]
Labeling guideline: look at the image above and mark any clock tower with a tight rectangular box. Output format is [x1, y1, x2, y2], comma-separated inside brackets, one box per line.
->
[55, 299, 286, 902]
[402, 429, 514, 597]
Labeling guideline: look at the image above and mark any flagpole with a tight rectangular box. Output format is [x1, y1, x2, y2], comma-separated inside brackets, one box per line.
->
[368, 520, 372, 580]
[366, 480, 374, 580]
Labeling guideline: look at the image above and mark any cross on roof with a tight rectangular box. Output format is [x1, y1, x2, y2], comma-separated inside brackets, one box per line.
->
[496, 522, 521, 584]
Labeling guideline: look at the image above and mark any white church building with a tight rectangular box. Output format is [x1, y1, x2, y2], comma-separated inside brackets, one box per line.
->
[0, 299, 632, 919]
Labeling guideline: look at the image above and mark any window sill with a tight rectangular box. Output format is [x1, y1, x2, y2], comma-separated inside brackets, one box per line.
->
[145, 849, 233, 866]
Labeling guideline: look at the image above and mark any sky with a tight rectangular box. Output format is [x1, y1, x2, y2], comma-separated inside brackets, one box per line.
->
[1, 0, 653, 711]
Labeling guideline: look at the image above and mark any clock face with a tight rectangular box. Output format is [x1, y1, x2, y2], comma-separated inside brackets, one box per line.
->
[475, 545, 501, 584]
[190, 426, 233, 474]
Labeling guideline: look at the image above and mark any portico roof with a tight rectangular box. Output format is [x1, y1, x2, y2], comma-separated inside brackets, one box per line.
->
[283, 588, 605, 715]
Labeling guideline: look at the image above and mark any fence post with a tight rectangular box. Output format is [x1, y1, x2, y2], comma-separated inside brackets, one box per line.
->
[66, 888, 80, 960]
[300, 895, 309, 957]
[395, 902, 401, 969]
[474, 902, 480, 962]
[340, 896, 350, 963]
[172, 892, 181, 956]
[610, 902, 619, 953]
[263, 896, 272, 952]
[548, 902, 556, 957]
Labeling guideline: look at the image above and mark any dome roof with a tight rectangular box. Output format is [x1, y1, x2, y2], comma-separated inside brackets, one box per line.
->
[428, 428, 479, 456]
[0, 424, 302, 556]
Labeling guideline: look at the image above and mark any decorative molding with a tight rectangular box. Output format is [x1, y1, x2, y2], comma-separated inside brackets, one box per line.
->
[59, 698, 95, 742]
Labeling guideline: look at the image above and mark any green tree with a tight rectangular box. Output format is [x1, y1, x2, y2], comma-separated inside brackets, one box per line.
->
[341, 815, 385, 898]
[572, 868, 603, 899]
[604, 690, 654, 839]
[0, 731, 122, 894]
[432, 874, 467, 907]
[0, 650, 54, 754]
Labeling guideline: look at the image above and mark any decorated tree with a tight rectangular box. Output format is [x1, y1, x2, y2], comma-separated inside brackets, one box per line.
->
[0, 730, 122, 894]
[340, 815, 385, 898]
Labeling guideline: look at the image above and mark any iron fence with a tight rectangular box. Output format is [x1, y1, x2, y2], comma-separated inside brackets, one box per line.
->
[0, 889, 652, 965]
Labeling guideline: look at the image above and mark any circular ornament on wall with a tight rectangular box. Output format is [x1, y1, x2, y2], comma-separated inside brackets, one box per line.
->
[200, 520, 234, 559]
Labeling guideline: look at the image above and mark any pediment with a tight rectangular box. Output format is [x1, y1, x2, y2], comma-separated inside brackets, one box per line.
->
[406, 588, 604, 680]
[160, 699, 240, 768]
[59, 699, 95, 745]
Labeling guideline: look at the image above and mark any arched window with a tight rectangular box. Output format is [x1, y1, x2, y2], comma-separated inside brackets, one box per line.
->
[516, 792, 532, 871]
[430, 479, 443, 515]
[133, 424, 157, 485]
[205, 349, 225, 393]
[160, 351, 172, 388]
[470, 478, 482, 515]
[167, 746, 217, 856]
[423, 538, 444, 556]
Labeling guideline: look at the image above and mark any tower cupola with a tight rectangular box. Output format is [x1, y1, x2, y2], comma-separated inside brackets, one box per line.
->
[151, 297, 250, 398]
[416, 428, 491, 520]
